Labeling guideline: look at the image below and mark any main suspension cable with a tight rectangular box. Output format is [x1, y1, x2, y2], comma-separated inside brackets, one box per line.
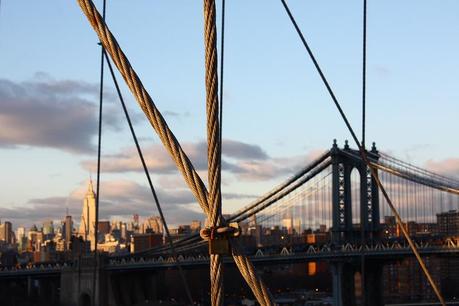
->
[103, 50, 194, 304]
[75, 1, 272, 304]
[279, 1, 446, 304]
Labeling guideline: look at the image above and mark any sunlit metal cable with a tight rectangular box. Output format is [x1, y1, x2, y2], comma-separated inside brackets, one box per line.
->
[103, 50, 194, 304]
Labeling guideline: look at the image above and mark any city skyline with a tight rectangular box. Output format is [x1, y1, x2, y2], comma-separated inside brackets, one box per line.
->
[1, 1, 458, 228]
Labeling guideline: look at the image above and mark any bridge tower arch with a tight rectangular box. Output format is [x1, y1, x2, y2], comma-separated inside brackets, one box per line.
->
[331, 140, 380, 244]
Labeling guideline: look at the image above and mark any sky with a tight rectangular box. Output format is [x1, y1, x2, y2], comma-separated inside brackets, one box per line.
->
[0, 0, 458, 230]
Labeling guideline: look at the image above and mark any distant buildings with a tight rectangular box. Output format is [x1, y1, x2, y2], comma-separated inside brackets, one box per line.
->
[437, 210, 459, 236]
[130, 233, 163, 253]
[190, 220, 202, 232]
[141, 216, 163, 234]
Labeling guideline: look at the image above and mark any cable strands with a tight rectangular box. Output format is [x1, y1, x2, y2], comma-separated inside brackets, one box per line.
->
[280, 1, 446, 304]
[76, 1, 273, 305]
[103, 50, 194, 304]
[341, 150, 459, 195]
[203, 0, 224, 304]
[128, 152, 330, 258]
[76, 0, 211, 215]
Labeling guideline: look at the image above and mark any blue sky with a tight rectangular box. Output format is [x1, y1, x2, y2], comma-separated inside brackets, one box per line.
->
[0, 1, 458, 229]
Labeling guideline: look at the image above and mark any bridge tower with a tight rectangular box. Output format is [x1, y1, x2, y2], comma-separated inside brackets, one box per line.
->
[330, 140, 383, 306]
[331, 139, 380, 244]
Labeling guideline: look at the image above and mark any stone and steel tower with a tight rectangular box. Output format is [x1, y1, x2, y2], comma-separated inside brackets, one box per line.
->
[79, 180, 96, 250]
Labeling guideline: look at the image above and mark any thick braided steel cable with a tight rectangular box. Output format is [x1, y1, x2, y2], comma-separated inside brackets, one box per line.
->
[204, 0, 222, 228]
[203, 0, 223, 304]
[280, 1, 445, 304]
[76, 1, 273, 304]
[231, 241, 273, 306]
[129, 153, 331, 258]
[137, 156, 331, 257]
[103, 50, 193, 304]
[77, 0, 210, 216]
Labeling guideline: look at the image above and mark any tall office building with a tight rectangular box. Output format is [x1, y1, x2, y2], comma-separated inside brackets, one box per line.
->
[142, 216, 163, 234]
[0, 221, 13, 244]
[63, 215, 73, 250]
[79, 180, 97, 250]
[43, 220, 54, 239]
[190, 220, 202, 233]
[16, 227, 26, 241]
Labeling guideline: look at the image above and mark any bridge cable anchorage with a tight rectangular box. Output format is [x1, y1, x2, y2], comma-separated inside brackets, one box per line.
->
[102, 49, 194, 304]
[280, 1, 446, 305]
[76, 1, 273, 304]
[92, 1, 106, 305]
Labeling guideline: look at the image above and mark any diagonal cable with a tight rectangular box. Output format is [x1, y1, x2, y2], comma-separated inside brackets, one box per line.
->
[77, 0, 210, 215]
[103, 49, 193, 304]
[75, 1, 273, 304]
[280, 1, 445, 304]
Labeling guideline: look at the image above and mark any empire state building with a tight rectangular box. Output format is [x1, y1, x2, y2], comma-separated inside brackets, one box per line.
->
[79, 180, 96, 250]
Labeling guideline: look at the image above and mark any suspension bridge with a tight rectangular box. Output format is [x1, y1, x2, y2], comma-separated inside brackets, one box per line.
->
[1, 141, 458, 305]
[1, 0, 458, 305]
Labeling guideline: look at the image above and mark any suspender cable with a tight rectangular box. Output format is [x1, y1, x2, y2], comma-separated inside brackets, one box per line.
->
[280, 1, 446, 304]
[362, 0, 367, 149]
[92, 1, 106, 305]
[360, 1, 367, 302]
[102, 50, 194, 304]
[219, 0, 225, 150]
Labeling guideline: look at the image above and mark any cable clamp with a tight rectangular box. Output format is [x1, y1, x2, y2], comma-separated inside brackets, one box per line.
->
[200, 223, 241, 255]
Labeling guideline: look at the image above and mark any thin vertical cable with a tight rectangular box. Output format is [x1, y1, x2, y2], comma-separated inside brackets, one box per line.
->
[219, 0, 225, 150]
[362, 0, 367, 148]
[93, 1, 106, 305]
[103, 50, 194, 304]
[203, 1, 224, 304]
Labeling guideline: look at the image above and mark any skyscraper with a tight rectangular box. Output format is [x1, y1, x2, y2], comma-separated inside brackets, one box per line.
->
[79, 180, 97, 250]
[43, 220, 54, 239]
[16, 227, 26, 251]
[0, 221, 13, 244]
[63, 215, 73, 250]
[142, 216, 163, 234]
